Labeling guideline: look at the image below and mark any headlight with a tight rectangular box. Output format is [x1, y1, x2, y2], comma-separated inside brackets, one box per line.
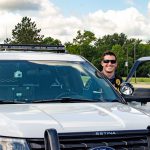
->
[0, 137, 30, 150]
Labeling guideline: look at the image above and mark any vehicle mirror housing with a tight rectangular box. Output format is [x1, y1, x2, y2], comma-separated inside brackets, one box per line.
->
[120, 82, 134, 96]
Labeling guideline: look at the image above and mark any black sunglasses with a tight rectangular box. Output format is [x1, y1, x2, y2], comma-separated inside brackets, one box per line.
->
[103, 59, 116, 64]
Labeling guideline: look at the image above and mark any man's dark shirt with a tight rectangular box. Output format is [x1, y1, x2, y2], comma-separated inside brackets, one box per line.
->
[109, 75, 123, 91]
[101, 72, 123, 91]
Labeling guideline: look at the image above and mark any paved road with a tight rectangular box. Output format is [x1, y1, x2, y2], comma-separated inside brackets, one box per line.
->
[134, 88, 150, 96]
[132, 83, 150, 96]
[128, 83, 150, 113]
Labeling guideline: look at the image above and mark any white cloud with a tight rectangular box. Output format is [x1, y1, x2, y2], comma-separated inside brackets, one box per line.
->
[0, 0, 150, 43]
[85, 7, 150, 41]
[125, 0, 135, 5]
[0, 0, 40, 11]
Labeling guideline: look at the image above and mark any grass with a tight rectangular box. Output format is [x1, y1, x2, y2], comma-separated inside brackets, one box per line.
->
[131, 77, 150, 83]
[123, 77, 150, 84]
[123, 77, 150, 88]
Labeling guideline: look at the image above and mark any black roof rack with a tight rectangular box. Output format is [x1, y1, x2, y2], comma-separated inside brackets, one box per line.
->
[0, 44, 67, 53]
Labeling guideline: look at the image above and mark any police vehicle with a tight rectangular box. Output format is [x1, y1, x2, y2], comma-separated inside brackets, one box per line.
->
[0, 44, 149, 150]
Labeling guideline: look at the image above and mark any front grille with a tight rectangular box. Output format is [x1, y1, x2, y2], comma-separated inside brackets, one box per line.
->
[26, 129, 150, 150]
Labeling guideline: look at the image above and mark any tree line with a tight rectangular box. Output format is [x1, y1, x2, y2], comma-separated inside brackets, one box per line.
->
[4, 16, 150, 77]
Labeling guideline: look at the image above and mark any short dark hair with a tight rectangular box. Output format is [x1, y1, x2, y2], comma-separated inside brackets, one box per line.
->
[101, 50, 117, 61]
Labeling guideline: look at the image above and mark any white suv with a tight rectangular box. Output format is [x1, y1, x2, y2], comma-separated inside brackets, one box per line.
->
[0, 44, 149, 150]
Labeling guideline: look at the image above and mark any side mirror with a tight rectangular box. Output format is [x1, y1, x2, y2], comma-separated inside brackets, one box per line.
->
[120, 82, 134, 96]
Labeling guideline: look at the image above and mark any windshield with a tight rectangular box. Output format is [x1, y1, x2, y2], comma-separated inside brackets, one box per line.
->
[0, 60, 120, 103]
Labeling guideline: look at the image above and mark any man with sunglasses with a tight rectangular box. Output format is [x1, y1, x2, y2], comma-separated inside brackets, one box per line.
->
[101, 51, 123, 91]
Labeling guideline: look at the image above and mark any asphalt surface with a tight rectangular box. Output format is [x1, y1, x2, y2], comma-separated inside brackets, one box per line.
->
[132, 84, 150, 97]
[134, 88, 150, 96]
[127, 83, 150, 113]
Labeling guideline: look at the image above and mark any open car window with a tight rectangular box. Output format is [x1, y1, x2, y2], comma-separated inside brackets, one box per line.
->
[130, 61, 150, 97]
[125, 59, 150, 114]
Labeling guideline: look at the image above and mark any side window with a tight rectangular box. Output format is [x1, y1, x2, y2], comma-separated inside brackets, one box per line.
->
[131, 61, 150, 97]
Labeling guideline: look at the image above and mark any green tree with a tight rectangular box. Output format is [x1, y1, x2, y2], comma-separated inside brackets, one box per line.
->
[65, 30, 99, 68]
[112, 44, 125, 76]
[4, 38, 12, 44]
[65, 42, 80, 54]
[42, 37, 62, 46]
[65, 30, 97, 61]
[73, 30, 96, 45]
[11, 16, 44, 44]
[95, 33, 127, 50]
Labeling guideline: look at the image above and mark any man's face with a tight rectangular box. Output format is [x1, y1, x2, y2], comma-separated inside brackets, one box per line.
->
[101, 55, 117, 73]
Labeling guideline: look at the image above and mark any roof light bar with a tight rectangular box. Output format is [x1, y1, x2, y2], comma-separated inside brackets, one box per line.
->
[0, 44, 66, 53]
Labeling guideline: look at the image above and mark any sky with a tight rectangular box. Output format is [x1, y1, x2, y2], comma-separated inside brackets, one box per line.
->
[0, 0, 150, 44]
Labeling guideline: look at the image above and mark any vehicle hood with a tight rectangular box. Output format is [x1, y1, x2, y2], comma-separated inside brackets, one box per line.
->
[0, 102, 150, 138]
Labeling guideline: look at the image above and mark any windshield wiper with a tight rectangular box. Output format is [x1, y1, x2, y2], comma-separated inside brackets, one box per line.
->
[33, 97, 101, 103]
[0, 100, 26, 104]
[100, 99, 120, 102]
[111, 99, 120, 102]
